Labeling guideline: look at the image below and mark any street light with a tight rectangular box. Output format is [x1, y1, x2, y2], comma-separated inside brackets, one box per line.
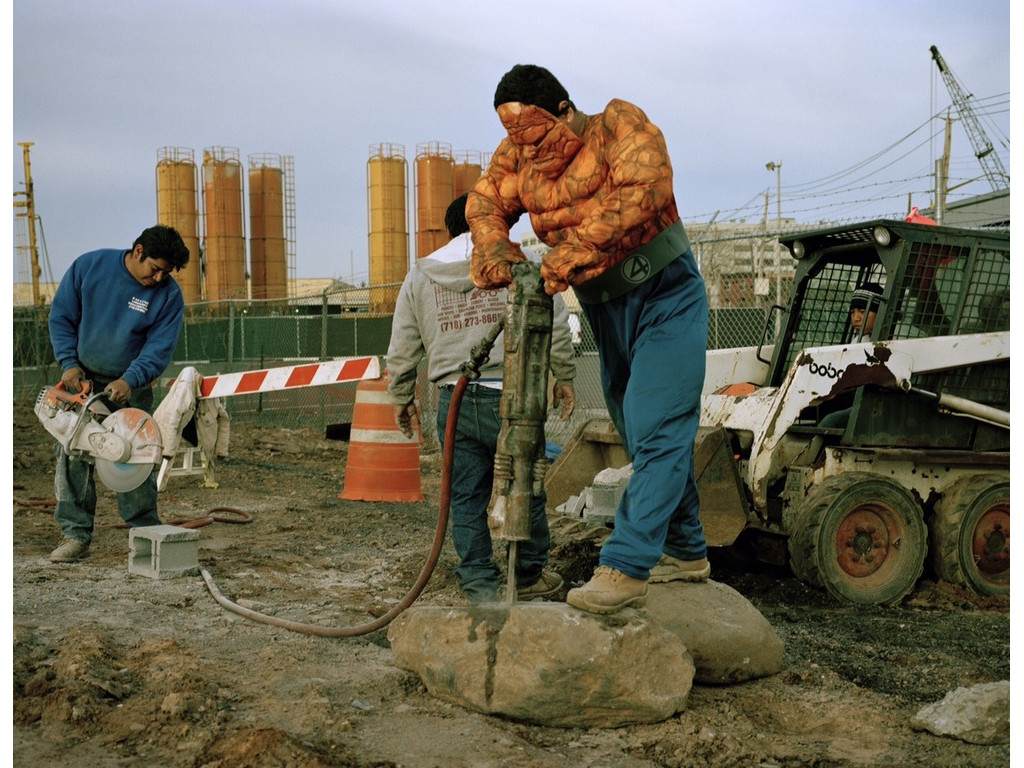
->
[765, 161, 782, 310]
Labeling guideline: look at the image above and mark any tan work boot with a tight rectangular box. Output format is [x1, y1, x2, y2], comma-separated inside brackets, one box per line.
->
[514, 569, 564, 601]
[566, 566, 648, 614]
[648, 554, 711, 584]
[49, 537, 90, 563]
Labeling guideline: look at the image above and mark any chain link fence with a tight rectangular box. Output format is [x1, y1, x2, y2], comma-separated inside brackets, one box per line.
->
[15, 248, 792, 449]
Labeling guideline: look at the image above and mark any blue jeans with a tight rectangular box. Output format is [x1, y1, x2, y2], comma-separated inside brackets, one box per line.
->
[581, 250, 709, 580]
[53, 382, 161, 544]
[436, 384, 551, 598]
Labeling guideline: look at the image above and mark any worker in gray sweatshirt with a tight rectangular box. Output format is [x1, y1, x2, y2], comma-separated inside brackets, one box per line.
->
[386, 193, 576, 604]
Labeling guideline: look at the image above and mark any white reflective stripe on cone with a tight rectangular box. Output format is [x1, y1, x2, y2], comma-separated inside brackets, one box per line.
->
[350, 428, 418, 444]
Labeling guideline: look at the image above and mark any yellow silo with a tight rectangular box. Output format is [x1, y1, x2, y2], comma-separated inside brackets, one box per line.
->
[414, 142, 454, 260]
[453, 150, 482, 199]
[367, 143, 409, 314]
[202, 147, 247, 302]
[155, 147, 202, 303]
[248, 154, 287, 300]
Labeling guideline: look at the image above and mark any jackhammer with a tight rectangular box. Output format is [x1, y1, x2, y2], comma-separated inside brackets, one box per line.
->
[485, 261, 554, 603]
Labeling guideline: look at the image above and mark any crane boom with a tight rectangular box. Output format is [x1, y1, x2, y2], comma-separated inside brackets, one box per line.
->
[930, 45, 1008, 191]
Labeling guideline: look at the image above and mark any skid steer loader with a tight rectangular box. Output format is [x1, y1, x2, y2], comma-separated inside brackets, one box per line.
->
[547, 219, 1009, 605]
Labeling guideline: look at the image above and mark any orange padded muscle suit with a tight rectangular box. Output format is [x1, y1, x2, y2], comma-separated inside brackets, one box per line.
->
[467, 98, 679, 296]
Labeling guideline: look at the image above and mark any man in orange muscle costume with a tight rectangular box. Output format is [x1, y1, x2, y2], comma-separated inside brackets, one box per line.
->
[468, 64, 711, 614]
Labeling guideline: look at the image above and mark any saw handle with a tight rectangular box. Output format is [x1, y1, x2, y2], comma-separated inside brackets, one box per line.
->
[52, 379, 118, 418]
[54, 379, 93, 408]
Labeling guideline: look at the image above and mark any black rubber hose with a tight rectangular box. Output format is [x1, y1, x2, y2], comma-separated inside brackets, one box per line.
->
[200, 375, 470, 637]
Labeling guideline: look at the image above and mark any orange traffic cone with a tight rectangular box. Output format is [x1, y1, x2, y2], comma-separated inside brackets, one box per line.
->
[340, 373, 424, 502]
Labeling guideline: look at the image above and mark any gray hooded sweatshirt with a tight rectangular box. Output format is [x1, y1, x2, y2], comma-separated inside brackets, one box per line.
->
[386, 232, 576, 405]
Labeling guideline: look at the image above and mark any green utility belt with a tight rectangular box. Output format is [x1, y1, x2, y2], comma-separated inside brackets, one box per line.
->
[572, 220, 691, 305]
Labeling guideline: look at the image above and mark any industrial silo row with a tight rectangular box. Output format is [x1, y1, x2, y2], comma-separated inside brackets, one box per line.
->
[155, 146, 293, 304]
[366, 142, 484, 313]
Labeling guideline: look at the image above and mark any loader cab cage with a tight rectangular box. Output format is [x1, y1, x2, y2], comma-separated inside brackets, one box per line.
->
[770, 220, 1010, 406]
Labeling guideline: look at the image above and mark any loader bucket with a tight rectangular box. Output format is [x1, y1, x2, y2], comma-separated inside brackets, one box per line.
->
[692, 425, 749, 546]
[545, 419, 748, 547]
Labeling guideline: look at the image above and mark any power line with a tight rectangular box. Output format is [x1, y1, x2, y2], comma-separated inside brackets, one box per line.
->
[688, 93, 1008, 224]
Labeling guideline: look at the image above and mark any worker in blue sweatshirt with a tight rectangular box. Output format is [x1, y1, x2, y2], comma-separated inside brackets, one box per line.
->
[47, 224, 190, 563]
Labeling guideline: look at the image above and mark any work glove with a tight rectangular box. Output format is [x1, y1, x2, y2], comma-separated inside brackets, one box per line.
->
[393, 401, 419, 439]
[61, 366, 87, 393]
[469, 241, 526, 290]
[103, 378, 132, 405]
[551, 383, 576, 421]
[541, 241, 608, 296]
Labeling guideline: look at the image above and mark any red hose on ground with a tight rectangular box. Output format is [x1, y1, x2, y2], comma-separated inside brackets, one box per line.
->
[200, 375, 469, 637]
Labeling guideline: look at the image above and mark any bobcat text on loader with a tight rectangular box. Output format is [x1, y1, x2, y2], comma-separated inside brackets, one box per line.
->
[548, 219, 1009, 605]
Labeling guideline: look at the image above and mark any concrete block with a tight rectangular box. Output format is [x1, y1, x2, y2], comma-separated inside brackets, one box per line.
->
[561, 493, 586, 518]
[583, 507, 616, 525]
[589, 481, 624, 511]
[129, 524, 200, 579]
[583, 488, 617, 525]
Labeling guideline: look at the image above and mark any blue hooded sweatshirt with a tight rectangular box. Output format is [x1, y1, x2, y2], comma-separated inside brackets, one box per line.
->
[49, 248, 185, 390]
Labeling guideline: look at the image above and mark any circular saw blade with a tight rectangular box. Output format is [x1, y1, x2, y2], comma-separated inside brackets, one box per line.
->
[95, 458, 153, 493]
[99, 408, 163, 463]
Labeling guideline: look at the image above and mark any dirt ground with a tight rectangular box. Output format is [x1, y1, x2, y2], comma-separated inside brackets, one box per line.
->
[11, 402, 1012, 768]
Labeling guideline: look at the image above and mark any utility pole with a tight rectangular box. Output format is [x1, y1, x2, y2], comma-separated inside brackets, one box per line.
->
[755, 191, 769, 301]
[13, 141, 43, 307]
[766, 161, 782, 309]
[935, 112, 953, 224]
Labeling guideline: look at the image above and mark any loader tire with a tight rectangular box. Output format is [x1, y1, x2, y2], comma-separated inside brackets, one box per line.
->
[788, 473, 927, 605]
[931, 474, 1009, 597]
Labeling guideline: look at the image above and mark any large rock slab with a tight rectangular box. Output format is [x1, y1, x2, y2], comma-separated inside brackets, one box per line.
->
[646, 579, 784, 684]
[388, 602, 694, 728]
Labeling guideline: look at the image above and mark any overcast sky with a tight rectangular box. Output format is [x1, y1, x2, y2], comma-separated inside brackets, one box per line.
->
[11, 0, 1012, 287]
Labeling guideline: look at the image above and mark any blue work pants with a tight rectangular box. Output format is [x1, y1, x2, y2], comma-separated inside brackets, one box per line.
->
[580, 250, 709, 579]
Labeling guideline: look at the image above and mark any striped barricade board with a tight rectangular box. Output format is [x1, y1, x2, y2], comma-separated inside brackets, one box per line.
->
[193, 356, 381, 400]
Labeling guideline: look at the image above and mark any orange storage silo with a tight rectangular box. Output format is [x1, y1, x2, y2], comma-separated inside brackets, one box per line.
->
[453, 150, 482, 199]
[155, 147, 202, 303]
[367, 143, 409, 314]
[202, 147, 247, 302]
[414, 142, 454, 260]
[248, 154, 287, 300]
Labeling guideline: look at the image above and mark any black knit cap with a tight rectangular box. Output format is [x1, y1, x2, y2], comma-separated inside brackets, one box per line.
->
[493, 64, 571, 116]
[849, 282, 884, 310]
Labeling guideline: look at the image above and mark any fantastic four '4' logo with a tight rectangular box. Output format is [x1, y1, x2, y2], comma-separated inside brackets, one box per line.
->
[622, 254, 651, 285]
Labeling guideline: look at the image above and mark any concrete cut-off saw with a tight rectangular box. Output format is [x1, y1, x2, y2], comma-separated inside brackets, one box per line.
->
[35, 382, 162, 492]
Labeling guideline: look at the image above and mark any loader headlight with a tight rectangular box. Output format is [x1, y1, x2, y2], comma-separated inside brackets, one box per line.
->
[872, 226, 892, 247]
[789, 240, 806, 260]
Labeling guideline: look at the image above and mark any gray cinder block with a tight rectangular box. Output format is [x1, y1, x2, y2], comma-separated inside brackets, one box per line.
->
[129, 525, 200, 579]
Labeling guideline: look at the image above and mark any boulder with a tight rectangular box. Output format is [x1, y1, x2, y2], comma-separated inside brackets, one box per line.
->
[388, 602, 694, 728]
[646, 579, 784, 684]
[910, 681, 1010, 745]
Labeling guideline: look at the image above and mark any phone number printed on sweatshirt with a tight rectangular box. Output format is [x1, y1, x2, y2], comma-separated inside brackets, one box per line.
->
[435, 285, 505, 335]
